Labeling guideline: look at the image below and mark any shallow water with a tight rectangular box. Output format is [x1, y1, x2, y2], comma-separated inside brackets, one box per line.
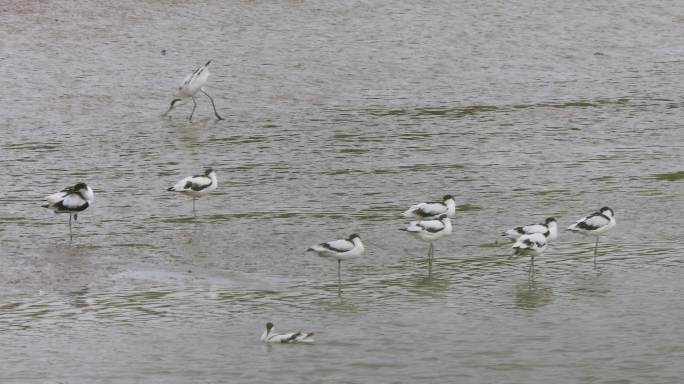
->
[1, 1, 683, 383]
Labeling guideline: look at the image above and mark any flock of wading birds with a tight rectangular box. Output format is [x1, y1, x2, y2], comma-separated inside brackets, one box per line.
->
[40, 61, 617, 343]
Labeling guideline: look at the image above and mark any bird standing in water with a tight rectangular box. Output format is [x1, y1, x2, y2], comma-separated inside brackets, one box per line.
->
[308, 234, 365, 294]
[567, 206, 616, 266]
[43, 182, 94, 241]
[163, 60, 224, 121]
[167, 168, 218, 215]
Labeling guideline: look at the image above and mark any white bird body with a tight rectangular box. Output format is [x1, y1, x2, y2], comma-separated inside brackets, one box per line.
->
[308, 234, 365, 261]
[261, 323, 314, 344]
[42, 182, 94, 240]
[179, 62, 211, 97]
[511, 232, 548, 257]
[403, 195, 456, 219]
[308, 234, 364, 292]
[567, 207, 616, 264]
[404, 214, 452, 272]
[43, 183, 94, 214]
[167, 168, 217, 214]
[502, 217, 558, 241]
[168, 169, 218, 198]
[405, 214, 453, 242]
[567, 207, 615, 236]
[163, 60, 223, 120]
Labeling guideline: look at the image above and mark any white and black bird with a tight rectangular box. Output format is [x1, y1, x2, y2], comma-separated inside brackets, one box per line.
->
[404, 214, 452, 271]
[162, 60, 223, 121]
[510, 232, 548, 275]
[260, 322, 314, 344]
[308, 234, 365, 293]
[502, 217, 558, 242]
[167, 168, 217, 215]
[42, 182, 94, 240]
[567, 206, 616, 264]
[403, 195, 456, 219]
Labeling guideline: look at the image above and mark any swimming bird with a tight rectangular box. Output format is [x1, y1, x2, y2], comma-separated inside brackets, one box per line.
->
[403, 195, 456, 219]
[502, 217, 558, 242]
[404, 214, 452, 272]
[261, 322, 314, 344]
[567, 206, 616, 264]
[308, 234, 364, 293]
[510, 232, 548, 275]
[167, 168, 217, 215]
[162, 60, 223, 121]
[42, 182, 94, 240]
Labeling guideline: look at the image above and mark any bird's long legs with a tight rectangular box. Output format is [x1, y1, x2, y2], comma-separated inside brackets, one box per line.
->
[189, 97, 198, 121]
[68, 214, 73, 242]
[201, 89, 224, 120]
[192, 198, 197, 216]
[593, 236, 600, 267]
[337, 259, 342, 295]
[529, 255, 535, 278]
[427, 243, 434, 276]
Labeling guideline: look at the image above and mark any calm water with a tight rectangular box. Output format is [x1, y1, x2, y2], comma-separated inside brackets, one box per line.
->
[2, 1, 683, 383]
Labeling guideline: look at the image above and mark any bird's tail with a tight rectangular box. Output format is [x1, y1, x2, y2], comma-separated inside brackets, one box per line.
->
[167, 186, 176, 192]
[205, 60, 212, 67]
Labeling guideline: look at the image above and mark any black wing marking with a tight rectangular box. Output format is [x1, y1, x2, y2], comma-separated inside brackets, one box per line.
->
[55, 200, 89, 212]
[577, 213, 609, 230]
[321, 239, 353, 253]
[283, 332, 302, 343]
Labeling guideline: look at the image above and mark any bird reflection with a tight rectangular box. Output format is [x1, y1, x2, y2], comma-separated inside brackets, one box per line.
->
[514, 280, 553, 310]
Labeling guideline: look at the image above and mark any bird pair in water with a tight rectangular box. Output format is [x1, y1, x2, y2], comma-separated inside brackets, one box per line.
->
[42, 168, 218, 239]
[504, 207, 616, 271]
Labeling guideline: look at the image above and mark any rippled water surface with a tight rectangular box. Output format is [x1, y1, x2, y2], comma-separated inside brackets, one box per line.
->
[2, 1, 683, 383]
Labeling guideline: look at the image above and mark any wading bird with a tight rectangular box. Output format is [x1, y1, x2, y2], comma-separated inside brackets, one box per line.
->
[404, 214, 452, 273]
[502, 217, 558, 242]
[308, 234, 365, 293]
[42, 182, 94, 241]
[510, 232, 548, 276]
[167, 168, 217, 215]
[567, 207, 616, 265]
[163, 60, 223, 121]
[402, 195, 456, 219]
